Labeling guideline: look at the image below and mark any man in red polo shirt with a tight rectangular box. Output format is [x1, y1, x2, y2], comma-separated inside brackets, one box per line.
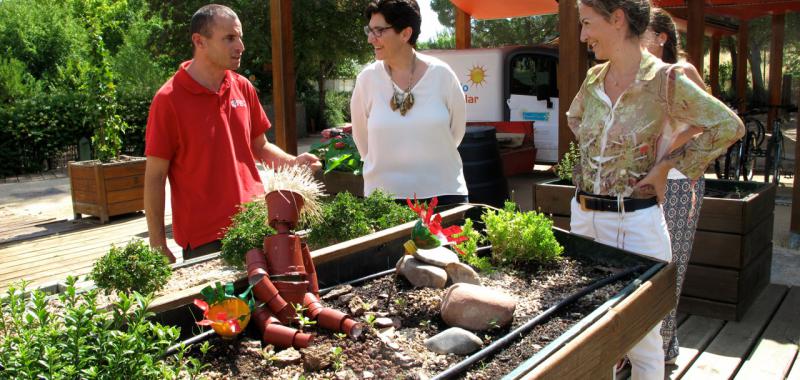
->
[144, 4, 320, 263]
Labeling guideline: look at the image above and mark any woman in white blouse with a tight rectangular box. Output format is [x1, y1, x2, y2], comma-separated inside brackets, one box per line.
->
[350, 0, 468, 206]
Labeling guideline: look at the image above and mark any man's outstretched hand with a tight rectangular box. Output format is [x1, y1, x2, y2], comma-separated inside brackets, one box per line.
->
[294, 152, 322, 172]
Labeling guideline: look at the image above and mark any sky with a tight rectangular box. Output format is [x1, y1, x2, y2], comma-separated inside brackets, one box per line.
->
[418, 0, 448, 43]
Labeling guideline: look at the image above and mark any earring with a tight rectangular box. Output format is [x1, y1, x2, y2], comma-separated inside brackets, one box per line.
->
[659, 42, 664, 47]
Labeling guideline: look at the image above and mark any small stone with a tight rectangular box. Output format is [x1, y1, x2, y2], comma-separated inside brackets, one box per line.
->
[363, 371, 375, 379]
[440, 283, 517, 331]
[334, 369, 356, 380]
[375, 317, 394, 328]
[413, 246, 460, 267]
[399, 257, 448, 289]
[378, 293, 389, 299]
[445, 262, 481, 285]
[302, 344, 333, 371]
[241, 339, 261, 350]
[378, 326, 395, 338]
[339, 293, 356, 303]
[322, 284, 353, 301]
[424, 327, 484, 355]
[272, 347, 302, 365]
[348, 295, 365, 317]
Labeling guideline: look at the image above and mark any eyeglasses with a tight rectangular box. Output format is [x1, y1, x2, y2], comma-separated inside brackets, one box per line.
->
[364, 25, 393, 37]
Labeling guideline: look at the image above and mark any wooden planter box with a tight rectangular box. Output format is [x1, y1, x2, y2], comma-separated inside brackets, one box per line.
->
[532, 178, 777, 321]
[148, 205, 675, 378]
[68, 156, 146, 224]
[314, 170, 364, 197]
[680, 179, 776, 321]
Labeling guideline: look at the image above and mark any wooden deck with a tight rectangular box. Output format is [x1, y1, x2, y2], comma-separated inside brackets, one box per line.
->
[0, 212, 181, 292]
[657, 284, 800, 380]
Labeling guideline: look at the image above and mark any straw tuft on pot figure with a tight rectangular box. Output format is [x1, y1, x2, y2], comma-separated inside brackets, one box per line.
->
[246, 166, 363, 348]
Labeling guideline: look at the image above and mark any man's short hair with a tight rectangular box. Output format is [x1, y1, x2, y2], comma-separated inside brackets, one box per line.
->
[191, 4, 239, 38]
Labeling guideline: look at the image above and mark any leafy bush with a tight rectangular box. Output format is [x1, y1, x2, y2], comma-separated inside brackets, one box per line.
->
[0, 57, 40, 104]
[555, 141, 580, 182]
[221, 200, 276, 269]
[454, 218, 493, 273]
[0, 277, 203, 379]
[323, 91, 351, 129]
[90, 239, 172, 295]
[482, 201, 563, 265]
[305, 190, 417, 250]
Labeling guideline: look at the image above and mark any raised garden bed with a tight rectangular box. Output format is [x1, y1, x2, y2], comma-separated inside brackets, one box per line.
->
[148, 205, 675, 379]
[314, 171, 364, 197]
[532, 177, 776, 321]
[68, 156, 146, 223]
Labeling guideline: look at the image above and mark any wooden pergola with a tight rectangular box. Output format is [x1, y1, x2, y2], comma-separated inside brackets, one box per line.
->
[446, 0, 800, 240]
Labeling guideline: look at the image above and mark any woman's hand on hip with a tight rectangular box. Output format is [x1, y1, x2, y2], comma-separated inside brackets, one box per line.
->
[635, 161, 673, 203]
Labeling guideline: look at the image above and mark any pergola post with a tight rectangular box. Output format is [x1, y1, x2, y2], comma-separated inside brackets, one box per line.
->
[270, 0, 297, 155]
[766, 13, 785, 133]
[687, 0, 705, 78]
[736, 20, 748, 113]
[710, 34, 721, 97]
[792, 83, 800, 248]
[455, 7, 471, 49]
[557, 0, 587, 159]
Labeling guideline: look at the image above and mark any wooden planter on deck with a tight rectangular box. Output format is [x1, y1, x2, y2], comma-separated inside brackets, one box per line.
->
[532, 178, 777, 321]
[68, 156, 146, 224]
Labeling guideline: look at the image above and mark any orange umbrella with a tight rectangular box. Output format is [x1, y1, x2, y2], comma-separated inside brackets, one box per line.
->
[449, 0, 558, 19]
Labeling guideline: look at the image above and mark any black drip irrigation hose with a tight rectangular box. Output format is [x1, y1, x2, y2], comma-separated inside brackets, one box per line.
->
[161, 268, 399, 357]
[430, 265, 644, 380]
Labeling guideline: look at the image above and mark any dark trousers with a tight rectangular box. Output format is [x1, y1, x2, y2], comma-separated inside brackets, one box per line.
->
[182, 240, 222, 261]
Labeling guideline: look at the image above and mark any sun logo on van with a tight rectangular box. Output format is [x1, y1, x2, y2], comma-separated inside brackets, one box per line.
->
[467, 65, 488, 87]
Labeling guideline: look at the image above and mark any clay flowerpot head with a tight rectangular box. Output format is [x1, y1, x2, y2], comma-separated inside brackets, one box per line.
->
[265, 190, 305, 230]
[194, 298, 251, 339]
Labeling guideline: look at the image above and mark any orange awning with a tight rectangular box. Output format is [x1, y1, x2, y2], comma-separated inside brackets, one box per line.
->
[449, 0, 558, 19]
[654, 0, 800, 20]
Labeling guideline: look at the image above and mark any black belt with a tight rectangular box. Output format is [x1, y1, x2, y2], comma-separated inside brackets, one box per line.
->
[577, 192, 657, 213]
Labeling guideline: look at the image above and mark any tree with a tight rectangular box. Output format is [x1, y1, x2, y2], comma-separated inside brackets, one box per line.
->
[428, 0, 558, 47]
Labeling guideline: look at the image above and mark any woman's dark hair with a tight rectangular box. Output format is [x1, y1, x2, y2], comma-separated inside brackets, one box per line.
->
[364, 0, 422, 46]
[649, 8, 683, 64]
[579, 0, 651, 38]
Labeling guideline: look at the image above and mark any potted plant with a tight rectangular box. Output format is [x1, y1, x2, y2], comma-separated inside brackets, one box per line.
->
[68, 21, 145, 223]
[310, 124, 364, 196]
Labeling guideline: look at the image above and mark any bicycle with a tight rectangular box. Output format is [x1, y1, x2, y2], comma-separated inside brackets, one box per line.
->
[762, 104, 795, 183]
[715, 109, 765, 181]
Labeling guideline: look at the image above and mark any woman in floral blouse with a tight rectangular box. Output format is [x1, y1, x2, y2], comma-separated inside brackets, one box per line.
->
[568, 0, 743, 378]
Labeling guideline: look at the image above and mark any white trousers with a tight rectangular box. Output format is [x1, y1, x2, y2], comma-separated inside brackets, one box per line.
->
[570, 197, 670, 380]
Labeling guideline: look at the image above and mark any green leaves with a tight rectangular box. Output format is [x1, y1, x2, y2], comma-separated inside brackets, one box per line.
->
[309, 132, 363, 175]
[90, 239, 173, 295]
[304, 190, 417, 250]
[0, 277, 194, 379]
[220, 200, 276, 269]
[482, 201, 563, 266]
[555, 141, 581, 182]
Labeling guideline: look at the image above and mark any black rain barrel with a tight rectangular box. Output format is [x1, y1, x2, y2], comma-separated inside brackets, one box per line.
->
[458, 126, 508, 208]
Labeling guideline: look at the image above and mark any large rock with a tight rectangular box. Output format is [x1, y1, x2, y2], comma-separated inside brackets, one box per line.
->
[424, 327, 484, 355]
[413, 246, 460, 267]
[398, 257, 448, 289]
[445, 262, 481, 285]
[440, 283, 517, 331]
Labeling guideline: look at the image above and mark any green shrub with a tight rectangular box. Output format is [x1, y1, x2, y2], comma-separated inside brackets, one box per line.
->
[0, 277, 203, 379]
[454, 218, 493, 273]
[221, 200, 276, 269]
[555, 141, 580, 182]
[0, 57, 40, 104]
[305, 190, 417, 250]
[323, 91, 351, 129]
[482, 201, 563, 265]
[90, 239, 172, 295]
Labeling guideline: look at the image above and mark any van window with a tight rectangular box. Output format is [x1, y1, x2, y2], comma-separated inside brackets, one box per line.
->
[509, 54, 558, 99]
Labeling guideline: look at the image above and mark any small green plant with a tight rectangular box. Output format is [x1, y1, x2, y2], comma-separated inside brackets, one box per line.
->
[0, 277, 197, 378]
[555, 141, 581, 181]
[482, 201, 563, 265]
[309, 126, 362, 174]
[90, 239, 172, 295]
[363, 314, 377, 329]
[330, 346, 345, 371]
[304, 190, 416, 249]
[394, 298, 407, 308]
[175, 341, 212, 380]
[221, 200, 276, 269]
[334, 332, 348, 340]
[454, 218, 494, 273]
[293, 303, 316, 331]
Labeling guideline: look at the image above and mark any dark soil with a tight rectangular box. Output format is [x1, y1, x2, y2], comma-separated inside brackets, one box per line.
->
[192, 257, 636, 379]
